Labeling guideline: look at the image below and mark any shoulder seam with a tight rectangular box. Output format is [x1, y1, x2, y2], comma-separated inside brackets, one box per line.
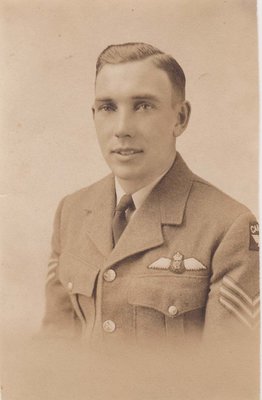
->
[221, 210, 256, 244]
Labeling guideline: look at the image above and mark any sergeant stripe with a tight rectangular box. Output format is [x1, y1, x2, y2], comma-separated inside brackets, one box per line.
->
[220, 287, 259, 318]
[47, 264, 57, 275]
[222, 276, 260, 306]
[219, 297, 256, 329]
[48, 258, 59, 269]
[46, 257, 59, 285]
[219, 275, 260, 329]
[46, 271, 56, 286]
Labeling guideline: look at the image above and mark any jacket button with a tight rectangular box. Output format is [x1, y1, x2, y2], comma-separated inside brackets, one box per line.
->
[168, 305, 178, 316]
[67, 281, 73, 291]
[103, 269, 116, 282]
[103, 320, 116, 333]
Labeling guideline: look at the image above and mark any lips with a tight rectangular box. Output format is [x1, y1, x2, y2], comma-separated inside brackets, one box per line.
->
[112, 148, 143, 156]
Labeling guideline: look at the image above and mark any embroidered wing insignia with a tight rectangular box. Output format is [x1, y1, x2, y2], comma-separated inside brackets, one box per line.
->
[148, 257, 171, 270]
[184, 258, 207, 271]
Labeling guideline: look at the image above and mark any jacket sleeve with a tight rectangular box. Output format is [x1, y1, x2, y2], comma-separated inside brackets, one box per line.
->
[203, 210, 259, 344]
[41, 198, 81, 339]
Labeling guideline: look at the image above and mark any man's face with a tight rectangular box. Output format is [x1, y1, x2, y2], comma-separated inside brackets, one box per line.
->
[93, 59, 188, 191]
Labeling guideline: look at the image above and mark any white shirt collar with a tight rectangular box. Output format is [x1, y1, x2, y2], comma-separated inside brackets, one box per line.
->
[115, 161, 174, 212]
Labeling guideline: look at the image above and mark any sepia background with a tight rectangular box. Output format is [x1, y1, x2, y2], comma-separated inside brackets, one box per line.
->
[1, 0, 258, 349]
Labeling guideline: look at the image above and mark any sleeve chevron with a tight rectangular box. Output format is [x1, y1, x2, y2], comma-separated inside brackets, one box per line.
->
[46, 257, 59, 286]
[219, 275, 259, 329]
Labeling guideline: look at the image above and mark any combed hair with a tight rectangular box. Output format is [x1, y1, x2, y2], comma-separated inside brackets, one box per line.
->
[96, 42, 186, 99]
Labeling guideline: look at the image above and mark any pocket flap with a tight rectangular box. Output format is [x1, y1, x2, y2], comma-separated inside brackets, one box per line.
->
[58, 253, 99, 297]
[128, 275, 208, 317]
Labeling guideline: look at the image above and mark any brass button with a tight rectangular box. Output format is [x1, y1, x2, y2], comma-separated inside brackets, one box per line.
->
[168, 305, 178, 316]
[103, 269, 116, 282]
[103, 320, 116, 333]
[67, 281, 73, 291]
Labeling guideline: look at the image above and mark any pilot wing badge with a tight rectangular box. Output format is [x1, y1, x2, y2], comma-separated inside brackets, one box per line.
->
[148, 253, 207, 274]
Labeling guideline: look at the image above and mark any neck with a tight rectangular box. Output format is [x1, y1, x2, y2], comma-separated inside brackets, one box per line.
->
[116, 179, 150, 195]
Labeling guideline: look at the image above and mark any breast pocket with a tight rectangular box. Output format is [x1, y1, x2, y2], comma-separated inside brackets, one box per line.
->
[128, 274, 209, 343]
[58, 252, 99, 329]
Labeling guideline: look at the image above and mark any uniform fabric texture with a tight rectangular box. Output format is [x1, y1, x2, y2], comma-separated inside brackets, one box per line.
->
[41, 153, 259, 350]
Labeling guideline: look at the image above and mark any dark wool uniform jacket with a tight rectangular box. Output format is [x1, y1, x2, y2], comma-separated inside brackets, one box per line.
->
[42, 153, 259, 348]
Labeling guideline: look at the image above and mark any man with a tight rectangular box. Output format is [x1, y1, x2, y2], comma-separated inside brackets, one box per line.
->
[42, 42, 259, 349]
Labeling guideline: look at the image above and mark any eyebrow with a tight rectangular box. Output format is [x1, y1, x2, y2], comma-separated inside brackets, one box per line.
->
[95, 94, 161, 103]
[95, 98, 114, 103]
[131, 95, 160, 102]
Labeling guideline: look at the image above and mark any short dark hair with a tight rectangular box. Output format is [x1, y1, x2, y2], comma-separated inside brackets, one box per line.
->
[96, 42, 186, 100]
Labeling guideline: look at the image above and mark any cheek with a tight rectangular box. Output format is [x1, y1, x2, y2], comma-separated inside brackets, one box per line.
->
[94, 118, 105, 133]
[143, 113, 175, 133]
[95, 121, 111, 140]
[148, 132, 176, 159]
[95, 117, 116, 139]
[143, 121, 175, 146]
[96, 132, 108, 154]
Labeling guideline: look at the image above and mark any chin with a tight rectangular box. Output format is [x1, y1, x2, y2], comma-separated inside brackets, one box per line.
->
[112, 166, 140, 181]
[111, 162, 131, 173]
[114, 171, 137, 181]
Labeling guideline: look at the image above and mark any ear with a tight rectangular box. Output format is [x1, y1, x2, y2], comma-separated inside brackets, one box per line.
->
[173, 101, 191, 138]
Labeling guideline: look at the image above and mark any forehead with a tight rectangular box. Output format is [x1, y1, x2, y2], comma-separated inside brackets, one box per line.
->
[95, 59, 174, 100]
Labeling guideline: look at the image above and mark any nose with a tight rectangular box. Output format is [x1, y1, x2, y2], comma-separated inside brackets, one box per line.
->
[114, 110, 133, 138]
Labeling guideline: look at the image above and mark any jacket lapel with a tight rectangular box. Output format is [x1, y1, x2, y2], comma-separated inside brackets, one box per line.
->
[83, 174, 115, 257]
[105, 153, 194, 268]
[105, 189, 164, 268]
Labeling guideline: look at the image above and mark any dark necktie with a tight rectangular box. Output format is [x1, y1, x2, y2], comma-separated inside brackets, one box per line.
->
[112, 194, 135, 245]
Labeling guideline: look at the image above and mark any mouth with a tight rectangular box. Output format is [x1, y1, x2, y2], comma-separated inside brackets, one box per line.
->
[111, 148, 143, 156]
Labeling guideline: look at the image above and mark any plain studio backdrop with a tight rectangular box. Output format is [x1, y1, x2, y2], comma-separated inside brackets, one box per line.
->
[1, 0, 258, 341]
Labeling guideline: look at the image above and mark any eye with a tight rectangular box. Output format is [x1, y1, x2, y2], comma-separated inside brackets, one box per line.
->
[98, 103, 116, 112]
[135, 102, 155, 112]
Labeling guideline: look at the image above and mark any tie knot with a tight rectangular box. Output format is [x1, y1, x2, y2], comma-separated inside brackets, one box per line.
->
[116, 194, 135, 213]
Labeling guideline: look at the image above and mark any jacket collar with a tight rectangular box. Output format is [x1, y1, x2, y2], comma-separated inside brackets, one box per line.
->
[157, 152, 194, 225]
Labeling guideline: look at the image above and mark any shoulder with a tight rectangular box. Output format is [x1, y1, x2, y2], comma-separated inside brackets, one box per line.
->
[57, 173, 114, 213]
[165, 153, 256, 223]
[189, 173, 256, 226]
